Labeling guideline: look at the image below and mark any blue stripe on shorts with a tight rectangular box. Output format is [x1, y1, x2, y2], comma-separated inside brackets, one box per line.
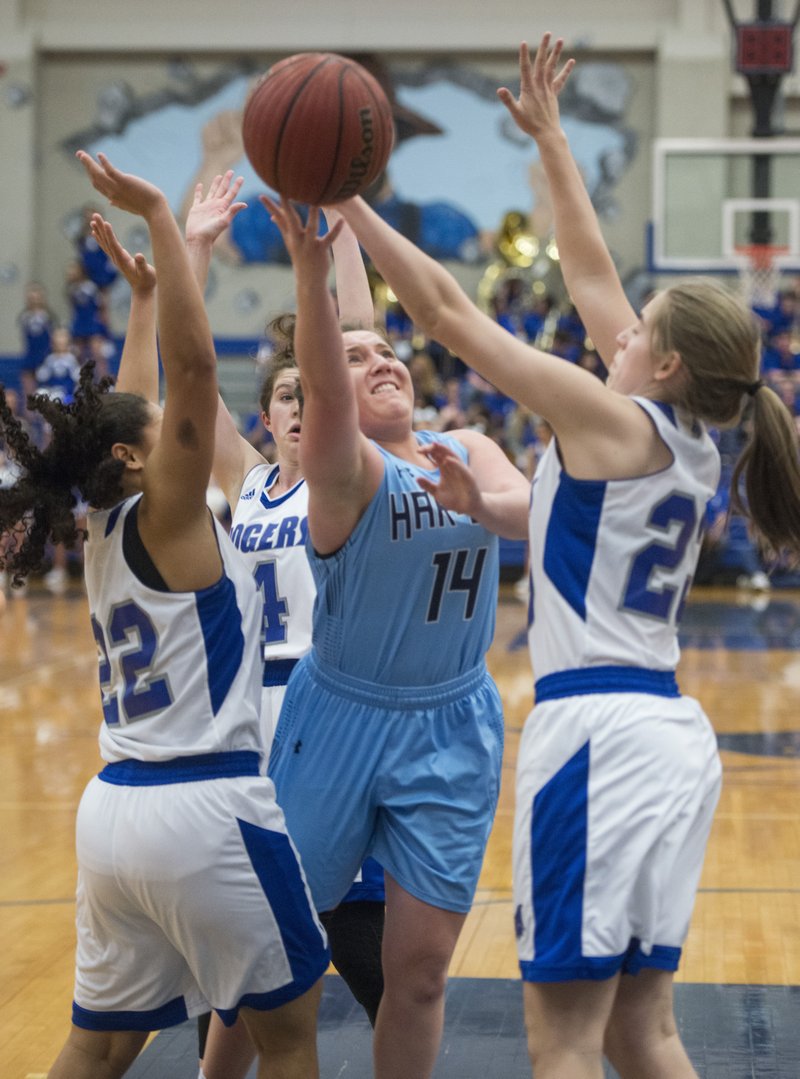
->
[72, 995, 188, 1031]
[213, 817, 330, 1023]
[535, 666, 680, 703]
[98, 751, 261, 786]
[262, 658, 298, 687]
[527, 740, 594, 977]
[520, 741, 685, 982]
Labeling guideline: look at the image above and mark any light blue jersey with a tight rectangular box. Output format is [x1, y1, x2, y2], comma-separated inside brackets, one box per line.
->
[231, 463, 387, 907]
[310, 430, 499, 686]
[270, 431, 504, 913]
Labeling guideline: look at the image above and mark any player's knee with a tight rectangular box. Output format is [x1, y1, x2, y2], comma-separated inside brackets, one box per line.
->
[63, 1026, 147, 1076]
[385, 947, 448, 1006]
[604, 1003, 678, 1069]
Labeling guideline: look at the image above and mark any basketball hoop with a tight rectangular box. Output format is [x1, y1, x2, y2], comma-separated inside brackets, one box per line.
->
[734, 243, 788, 309]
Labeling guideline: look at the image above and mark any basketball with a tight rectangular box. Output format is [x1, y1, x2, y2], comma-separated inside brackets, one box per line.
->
[242, 52, 395, 204]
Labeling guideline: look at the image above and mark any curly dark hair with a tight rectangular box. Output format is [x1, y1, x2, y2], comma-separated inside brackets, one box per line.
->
[0, 362, 153, 584]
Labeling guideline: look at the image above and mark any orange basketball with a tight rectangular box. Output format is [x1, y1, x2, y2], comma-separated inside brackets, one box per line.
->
[242, 52, 395, 204]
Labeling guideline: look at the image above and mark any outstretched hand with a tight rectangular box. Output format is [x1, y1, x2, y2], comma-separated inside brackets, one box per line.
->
[417, 441, 482, 519]
[497, 33, 575, 141]
[185, 170, 247, 247]
[260, 196, 344, 278]
[76, 151, 167, 218]
[89, 214, 156, 294]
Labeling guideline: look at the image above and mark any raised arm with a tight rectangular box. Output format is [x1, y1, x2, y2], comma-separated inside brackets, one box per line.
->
[184, 171, 265, 505]
[77, 151, 220, 585]
[88, 215, 159, 403]
[336, 188, 659, 481]
[497, 35, 636, 367]
[322, 206, 375, 327]
[262, 197, 384, 553]
[337, 195, 602, 414]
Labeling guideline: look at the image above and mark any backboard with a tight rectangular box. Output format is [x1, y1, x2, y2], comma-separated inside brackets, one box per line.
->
[649, 137, 800, 274]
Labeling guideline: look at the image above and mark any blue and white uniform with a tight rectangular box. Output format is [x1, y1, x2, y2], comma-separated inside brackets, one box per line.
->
[231, 462, 384, 905]
[78, 233, 119, 289]
[514, 398, 723, 981]
[230, 463, 314, 746]
[73, 494, 328, 1032]
[269, 431, 505, 914]
[35, 350, 82, 404]
[68, 278, 107, 339]
[18, 307, 53, 372]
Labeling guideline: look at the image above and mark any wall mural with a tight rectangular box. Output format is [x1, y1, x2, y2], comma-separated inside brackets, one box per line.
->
[54, 54, 639, 339]
[61, 57, 635, 252]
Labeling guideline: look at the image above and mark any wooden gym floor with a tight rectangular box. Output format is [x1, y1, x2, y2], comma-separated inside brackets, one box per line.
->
[2, 582, 799, 1077]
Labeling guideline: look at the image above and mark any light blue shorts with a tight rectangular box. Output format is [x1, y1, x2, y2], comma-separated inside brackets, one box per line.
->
[269, 653, 504, 914]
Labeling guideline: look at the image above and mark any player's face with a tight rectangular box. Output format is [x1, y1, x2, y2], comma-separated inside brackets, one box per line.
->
[264, 371, 302, 463]
[342, 330, 413, 437]
[607, 296, 663, 396]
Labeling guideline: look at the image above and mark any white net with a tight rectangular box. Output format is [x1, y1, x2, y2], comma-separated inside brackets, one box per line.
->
[736, 245, 784, 310]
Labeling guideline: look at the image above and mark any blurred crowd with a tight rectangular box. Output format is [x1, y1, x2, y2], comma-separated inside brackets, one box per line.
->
[6, 223, 800, 599]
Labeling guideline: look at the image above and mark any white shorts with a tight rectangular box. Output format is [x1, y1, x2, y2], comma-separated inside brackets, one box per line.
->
[260, 657, 301, 752]
[72, 753, 329, 1031]
[513, 690, 721, 982]
[260, 682, 287, 753]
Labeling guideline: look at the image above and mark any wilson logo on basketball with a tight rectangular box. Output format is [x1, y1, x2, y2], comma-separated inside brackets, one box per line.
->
[242, 53, 394, 204]
[338, 108, 376, 199]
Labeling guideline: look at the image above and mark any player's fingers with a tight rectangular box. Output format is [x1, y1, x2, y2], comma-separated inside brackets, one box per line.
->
[260, 193, 282, 218]
[76, 150, 107, 190]
[553, 57, 575, 94]
[95, 152, 120, 179]
[545, 37, 563, 77]
[323, 217, 344, 245]
[422, 441, 449, 459]
[518, 41, 534, 89]
[228, 175, 245, 200]
[532, 33, 551, 78]
[90, 219, 116, 256]
[496, 88, 524, 121]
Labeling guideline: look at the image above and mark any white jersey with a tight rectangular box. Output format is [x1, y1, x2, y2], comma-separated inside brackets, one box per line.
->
[527, 398, 720, 685]
[85, 495, 263, 764]
[229, 463, 314, 663]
